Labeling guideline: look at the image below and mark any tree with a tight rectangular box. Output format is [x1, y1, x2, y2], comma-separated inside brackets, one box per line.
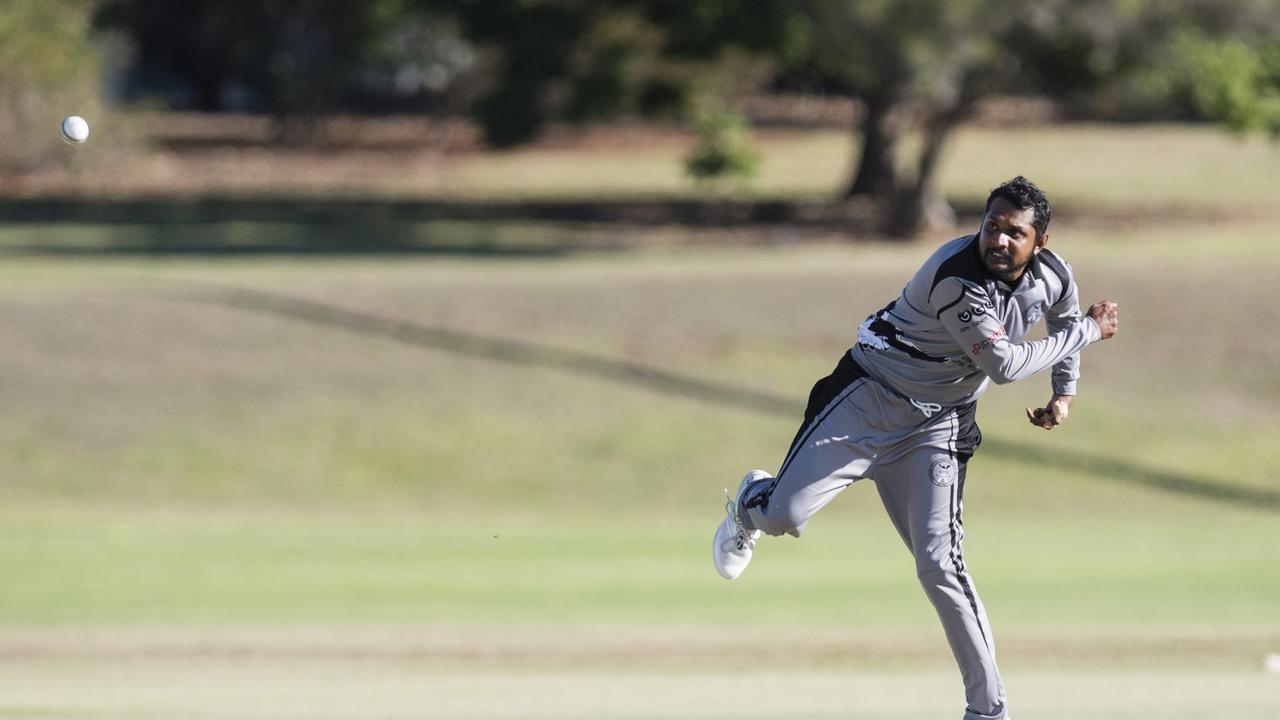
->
[98, 0, 447, 130]
[439, 0, 1030, 234]
[1187, 40, 1280, 135]
[1177, 30, 1280, 136]
[789, 0, 1021, 235]
[1010, 0, 1280, 137]
[437, 0, 604, 147]
[792, 0, 1280, 235]
[438, 0, 800, 147]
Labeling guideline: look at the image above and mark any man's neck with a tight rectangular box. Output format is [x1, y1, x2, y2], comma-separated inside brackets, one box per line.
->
[995, 268, 1025, 285]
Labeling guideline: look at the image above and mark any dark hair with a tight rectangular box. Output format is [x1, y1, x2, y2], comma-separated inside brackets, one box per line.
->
[985, 176, 1050, 238]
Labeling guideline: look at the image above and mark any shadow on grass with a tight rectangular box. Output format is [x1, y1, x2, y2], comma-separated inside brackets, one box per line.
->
[180, 284, 795, 416]
[0, 218, 592, 259]
[980, 438, 1279, 511]
[0, 196, 862, 228]
[0, 197, 874, 257]
[2, 197, 1251, 258]
[176, 283, 1279, 514]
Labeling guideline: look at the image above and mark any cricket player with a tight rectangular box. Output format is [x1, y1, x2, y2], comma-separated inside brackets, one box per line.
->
[712, 176, 1119, 720]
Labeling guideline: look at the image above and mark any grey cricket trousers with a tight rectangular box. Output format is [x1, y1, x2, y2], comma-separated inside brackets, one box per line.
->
[741, 351, 1007, 720]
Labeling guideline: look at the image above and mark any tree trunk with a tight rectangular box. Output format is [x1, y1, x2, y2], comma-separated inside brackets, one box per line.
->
[844, 98, 899, 201]
[885, 107, 965, 238]
[194, 74, 224, 112]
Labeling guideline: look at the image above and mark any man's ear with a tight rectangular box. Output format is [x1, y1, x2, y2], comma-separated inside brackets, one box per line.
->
[1033, 231, 1049, 254]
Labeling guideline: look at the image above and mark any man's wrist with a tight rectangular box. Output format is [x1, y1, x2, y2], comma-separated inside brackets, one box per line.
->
[1084, 315, 1102, 342]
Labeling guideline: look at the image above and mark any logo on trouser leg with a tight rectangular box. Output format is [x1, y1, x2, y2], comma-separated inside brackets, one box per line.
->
[930, 459, 957, 487]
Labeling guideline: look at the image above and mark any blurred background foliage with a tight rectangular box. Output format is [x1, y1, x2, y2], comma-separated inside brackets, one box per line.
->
[0, 0, 1276, 230]
[0, 0, 102, 172]
[683, 105, 760, 188]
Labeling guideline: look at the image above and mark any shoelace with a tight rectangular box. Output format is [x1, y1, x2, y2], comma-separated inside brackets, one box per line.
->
[910, 398, 943, 418]
[723, 488, 757, 550]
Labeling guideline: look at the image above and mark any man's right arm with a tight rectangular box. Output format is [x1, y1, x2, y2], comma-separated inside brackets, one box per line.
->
[934, 278, 1102, 385]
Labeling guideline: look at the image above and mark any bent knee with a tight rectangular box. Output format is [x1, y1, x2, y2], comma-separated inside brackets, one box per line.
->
[751, 513, 805, 538]
[748, 498, 809, 538]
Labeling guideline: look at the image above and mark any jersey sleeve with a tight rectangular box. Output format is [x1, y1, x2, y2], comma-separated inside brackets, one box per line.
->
[1043, 256, 1086, 396]
[933, 276, 1101, 386]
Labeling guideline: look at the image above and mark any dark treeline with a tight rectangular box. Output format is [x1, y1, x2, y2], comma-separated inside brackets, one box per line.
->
[76, 1, 1280, 233]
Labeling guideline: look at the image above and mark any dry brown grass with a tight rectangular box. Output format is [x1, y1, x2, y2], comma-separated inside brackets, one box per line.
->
[2, 625, 1277, 720]
[2, 624, 1274, 671]
[5, 113, 1278, 215]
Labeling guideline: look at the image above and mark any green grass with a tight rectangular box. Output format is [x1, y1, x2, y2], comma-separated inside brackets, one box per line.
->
[0, 196, 1277, 717]
[2, 504, 1276, 718]
[1, 505, 1276, 627]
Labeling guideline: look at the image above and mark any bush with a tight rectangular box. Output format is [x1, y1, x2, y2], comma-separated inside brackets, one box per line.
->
[683, 108, 759, 189]
[1179, 36, 1280, 136]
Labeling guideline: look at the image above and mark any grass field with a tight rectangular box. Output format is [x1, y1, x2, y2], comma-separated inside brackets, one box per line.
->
[2, 123, 1279, 718]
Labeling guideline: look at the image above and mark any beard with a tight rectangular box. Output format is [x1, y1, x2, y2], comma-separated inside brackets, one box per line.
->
[981, 249, 1030, 281]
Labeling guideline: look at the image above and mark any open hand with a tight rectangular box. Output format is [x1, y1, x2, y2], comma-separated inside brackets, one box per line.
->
[1026, 394, 1073, 430]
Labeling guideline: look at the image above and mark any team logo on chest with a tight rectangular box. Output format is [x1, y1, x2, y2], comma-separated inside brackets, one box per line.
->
[1024, 302, 1045, 325]
[930, 459, 958, 487]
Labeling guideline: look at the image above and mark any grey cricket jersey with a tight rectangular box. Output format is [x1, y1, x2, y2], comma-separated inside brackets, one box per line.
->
[850, 233, 1101, 408]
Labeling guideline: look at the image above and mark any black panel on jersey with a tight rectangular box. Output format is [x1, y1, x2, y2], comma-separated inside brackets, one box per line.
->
[868, 304, 949, 363]
[1035, 249, 1071, 307]
[777, 352, 868, 480]
[930, 235, 986, 315]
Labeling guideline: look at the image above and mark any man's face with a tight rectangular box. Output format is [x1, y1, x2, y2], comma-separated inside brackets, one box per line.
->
[978, 196, 1046, 282]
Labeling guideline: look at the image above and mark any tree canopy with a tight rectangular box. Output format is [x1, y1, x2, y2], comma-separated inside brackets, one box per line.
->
[90, 0, 1280, 232]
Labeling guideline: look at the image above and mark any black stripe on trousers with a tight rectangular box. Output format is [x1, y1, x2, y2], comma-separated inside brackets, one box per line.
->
[776, 352, 868, 480]
[948, 458, 989, 648]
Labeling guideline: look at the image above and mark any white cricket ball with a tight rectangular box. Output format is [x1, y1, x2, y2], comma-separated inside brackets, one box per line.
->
[60, 115, 90, 144]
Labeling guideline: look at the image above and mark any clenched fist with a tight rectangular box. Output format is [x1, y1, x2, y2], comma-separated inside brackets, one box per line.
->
[1088, 301, 1119, 340]
[1026, 393, 1073, 430]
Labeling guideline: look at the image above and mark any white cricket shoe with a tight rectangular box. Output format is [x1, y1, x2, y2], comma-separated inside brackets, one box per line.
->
[712, 469, 772, 580]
